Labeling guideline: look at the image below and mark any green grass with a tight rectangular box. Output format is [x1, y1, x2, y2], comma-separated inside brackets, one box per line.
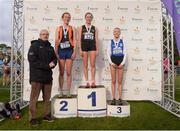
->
[0, 101, 180, 130]
[0, 76, 180, 130]
[0, 88, 9, 102]
[175, 75, 180, 102]
[0, 76, 10, 102]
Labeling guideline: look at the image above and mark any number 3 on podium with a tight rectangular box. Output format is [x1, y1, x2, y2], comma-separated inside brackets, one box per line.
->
[88, 91, 96, 107]
[117, 107, 122, 113]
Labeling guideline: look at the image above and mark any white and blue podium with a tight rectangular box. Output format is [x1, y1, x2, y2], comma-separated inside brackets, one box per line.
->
[51, 85, 130, 118]
[51, 95, 77, 118]
[107, 100, 130, 117]
[77, 85, 107, 117]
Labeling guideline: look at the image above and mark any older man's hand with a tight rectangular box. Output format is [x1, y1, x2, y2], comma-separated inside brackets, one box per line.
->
[49, 61, 55, 68]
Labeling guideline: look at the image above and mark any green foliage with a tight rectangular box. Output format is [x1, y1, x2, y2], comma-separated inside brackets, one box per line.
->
[0, 44, 7, 49]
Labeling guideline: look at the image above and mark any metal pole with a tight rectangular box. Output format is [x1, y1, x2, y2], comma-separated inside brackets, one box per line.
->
[170, 16, 175, 100]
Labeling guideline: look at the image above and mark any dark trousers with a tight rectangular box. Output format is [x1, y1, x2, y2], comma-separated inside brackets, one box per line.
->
[29, 81, 52, 120]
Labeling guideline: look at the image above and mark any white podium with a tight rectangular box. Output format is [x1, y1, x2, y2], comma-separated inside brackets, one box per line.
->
[77, 85, 107, 117]
[51, 95, 77, 118]
[107, 100, 130, 117]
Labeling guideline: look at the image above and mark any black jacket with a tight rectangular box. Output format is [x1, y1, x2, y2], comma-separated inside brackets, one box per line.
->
[28, 39, 57, 83]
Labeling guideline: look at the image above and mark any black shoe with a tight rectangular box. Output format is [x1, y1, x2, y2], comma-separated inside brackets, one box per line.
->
[111, 99, 116, 105]
[43, 115, 54, 122]
[117, 98, 123, 105]
[30, 119, 40, 126]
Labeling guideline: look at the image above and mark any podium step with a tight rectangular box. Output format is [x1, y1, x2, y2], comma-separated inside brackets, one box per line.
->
[78, 85, 105, 89]
[77, 85, 107, 117]
[51, 94, 77, 118]
[53, 94, 77, 99]
[107, 100, 130, 117]
[51, 86, 131, 118]
[107, 100, 129, 106]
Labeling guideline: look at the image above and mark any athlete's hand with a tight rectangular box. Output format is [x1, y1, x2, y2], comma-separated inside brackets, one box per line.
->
[56, 54, 60, 61]
[112, 63, 117, 68]
[80, 50, 83, 57]
[118, 64, 123, 70]
[55, 50, 60, 61]
[96, 50, 99, 56]
[71, 51, 76, 60]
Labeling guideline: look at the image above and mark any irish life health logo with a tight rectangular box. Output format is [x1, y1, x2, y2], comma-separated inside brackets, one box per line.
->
[104, 5, 111, 14]
[134, 5, 141, 14]
[30, 16, 36, 24]
[44, 5, 50, 14]
[74, 5, 81, 14]
[133, 26, 141, 35]
[119, 16, 126, 25]
[104, 26, 111, 35]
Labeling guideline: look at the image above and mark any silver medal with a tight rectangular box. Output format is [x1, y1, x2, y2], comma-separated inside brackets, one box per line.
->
[63, 26, 68, 39]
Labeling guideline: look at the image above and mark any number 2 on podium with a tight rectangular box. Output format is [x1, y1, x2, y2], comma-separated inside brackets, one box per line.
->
[88, 91, 96, 106]
[60, 101, 68, 111]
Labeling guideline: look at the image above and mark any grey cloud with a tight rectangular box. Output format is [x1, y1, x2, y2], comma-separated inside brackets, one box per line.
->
[0, 0, 13, 45]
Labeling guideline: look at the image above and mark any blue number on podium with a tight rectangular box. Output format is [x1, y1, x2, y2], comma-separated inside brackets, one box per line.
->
[60, 101, 68, 111]
[88, 91, 96, 106]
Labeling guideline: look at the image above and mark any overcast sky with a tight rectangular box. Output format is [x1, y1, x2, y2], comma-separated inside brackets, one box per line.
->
[0, 0, 13, 46]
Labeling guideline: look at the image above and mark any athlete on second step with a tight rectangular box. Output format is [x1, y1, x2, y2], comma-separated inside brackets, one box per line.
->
[55, 12, 76, 98]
